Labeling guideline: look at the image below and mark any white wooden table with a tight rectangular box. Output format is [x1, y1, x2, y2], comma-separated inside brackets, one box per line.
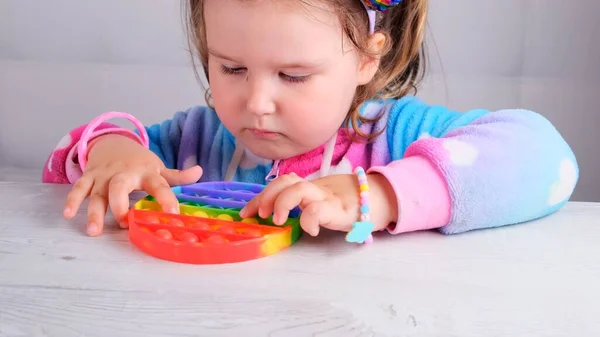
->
[1, 181, 599, 337]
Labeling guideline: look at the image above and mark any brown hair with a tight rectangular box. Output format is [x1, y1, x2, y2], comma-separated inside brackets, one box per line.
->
[183, 0, 428, 141]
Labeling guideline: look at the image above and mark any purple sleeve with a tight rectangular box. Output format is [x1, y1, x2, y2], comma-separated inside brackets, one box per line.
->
[368, 97, 578, 234]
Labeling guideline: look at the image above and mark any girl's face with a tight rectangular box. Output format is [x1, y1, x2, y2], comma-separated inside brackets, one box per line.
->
[204, 0, 372, 160]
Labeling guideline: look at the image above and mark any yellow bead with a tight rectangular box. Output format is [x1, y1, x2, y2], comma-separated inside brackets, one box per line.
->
[359, 184, 369, 192]
[241, 218, 259, 224]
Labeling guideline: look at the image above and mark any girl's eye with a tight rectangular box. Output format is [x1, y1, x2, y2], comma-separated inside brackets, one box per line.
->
[220, 65, 245, 75]
[280, 73, 310, 84]
[220, 65, 309, 84]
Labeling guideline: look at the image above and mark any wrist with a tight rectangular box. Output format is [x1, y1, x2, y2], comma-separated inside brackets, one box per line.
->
[368, 156, 451, 234]
[77, 111, 149, 171]
[86, 134, 144, 164]
[365, 173, 398, 231]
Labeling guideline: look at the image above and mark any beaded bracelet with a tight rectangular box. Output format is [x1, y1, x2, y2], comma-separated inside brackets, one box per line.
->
[345, 166, 374, 244]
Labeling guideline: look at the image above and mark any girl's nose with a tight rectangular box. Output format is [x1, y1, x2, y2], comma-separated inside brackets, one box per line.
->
[246, 75, 276, 116]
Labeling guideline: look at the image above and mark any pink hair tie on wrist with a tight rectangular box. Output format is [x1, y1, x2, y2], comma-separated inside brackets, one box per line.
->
[345, 166, 374, 244]
[77, 111, 149, 172]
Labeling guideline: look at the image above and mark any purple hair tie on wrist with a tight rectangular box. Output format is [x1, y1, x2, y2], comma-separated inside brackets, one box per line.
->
[360, 0, 403, 34]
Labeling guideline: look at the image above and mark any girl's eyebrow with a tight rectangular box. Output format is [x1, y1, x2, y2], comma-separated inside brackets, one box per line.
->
[278, 60, 328, 70]
[208, 48, 328, 70]
[208, 48, 241, 63]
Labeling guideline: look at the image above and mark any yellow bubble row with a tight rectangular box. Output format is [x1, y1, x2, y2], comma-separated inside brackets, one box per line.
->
[190, 210, 259, 224]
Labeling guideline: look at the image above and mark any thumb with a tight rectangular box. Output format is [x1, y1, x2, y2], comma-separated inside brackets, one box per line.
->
[161, 165, 203, 186]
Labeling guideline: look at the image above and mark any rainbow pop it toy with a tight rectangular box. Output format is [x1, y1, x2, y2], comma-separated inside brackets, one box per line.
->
[127, 181, 302, 264]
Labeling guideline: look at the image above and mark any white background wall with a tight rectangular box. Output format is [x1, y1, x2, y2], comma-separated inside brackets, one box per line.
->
[0, 0, 599, 201]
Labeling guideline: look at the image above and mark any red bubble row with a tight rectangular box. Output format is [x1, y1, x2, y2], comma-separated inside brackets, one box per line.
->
[136, 214, 265, 236]
[128, 209, 290, 248]
[139, 226, 234, 245]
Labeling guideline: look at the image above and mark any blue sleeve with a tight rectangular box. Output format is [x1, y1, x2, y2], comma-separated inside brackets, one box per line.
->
[135, 106, 274, 183]
[385, 96, 579, 234]
[136, 106, 235, 174]
[385, 96, 490, 159]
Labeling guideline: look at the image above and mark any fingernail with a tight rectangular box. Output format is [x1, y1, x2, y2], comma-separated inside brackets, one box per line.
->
[119, 221, 128, 229]
[88, 223, 98, 235]
[239, 207, 246, 217]
[258, 208, 267, 218]
[168, 208, 179, 214]
[63, 207, 71, 215]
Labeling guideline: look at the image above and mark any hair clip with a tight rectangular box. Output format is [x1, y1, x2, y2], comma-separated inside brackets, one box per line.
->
[361, 0, 403, 11]
[360, 0, 403, 34]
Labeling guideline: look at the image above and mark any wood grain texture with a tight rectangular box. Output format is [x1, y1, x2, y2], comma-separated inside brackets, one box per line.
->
[0, 181, 599, 336]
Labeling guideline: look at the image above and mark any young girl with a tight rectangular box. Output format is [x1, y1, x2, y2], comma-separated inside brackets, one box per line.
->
[43, 0, 578, 242]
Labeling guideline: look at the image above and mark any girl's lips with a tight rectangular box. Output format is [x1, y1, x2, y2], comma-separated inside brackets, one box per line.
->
[249, 128, 280, 139]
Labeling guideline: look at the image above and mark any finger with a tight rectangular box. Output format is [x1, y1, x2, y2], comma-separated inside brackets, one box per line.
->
[299, 200, 344, 237]
[241, 173, 302, 219]
[272, 180, 327, 225]
[63, 177, 94, 219]
[142, 173, 180, 214]
[87, 192, 108, 236]
[108, 173, 138, 228]
[161, 165, 203, 186]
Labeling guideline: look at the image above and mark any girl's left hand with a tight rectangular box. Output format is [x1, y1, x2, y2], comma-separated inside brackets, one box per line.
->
[239, 173, 397, 237]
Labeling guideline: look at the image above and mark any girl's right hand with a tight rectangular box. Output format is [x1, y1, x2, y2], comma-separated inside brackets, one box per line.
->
[62, 134, 203, 236]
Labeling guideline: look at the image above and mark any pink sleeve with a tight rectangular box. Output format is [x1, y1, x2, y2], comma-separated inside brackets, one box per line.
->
[42, 123, 143, 184]
[368, 156, 451, 234]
